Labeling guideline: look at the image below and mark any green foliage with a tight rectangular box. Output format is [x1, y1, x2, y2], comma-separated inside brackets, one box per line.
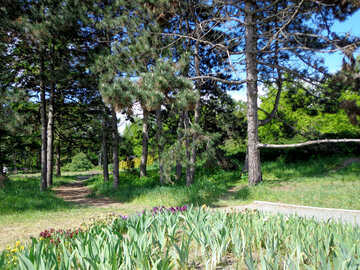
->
[3, 207, 360, 269]
[259, 80, 360, 145]
[62, 152, 94, 172]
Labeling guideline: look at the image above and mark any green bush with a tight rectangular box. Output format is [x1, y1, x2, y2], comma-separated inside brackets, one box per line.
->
[62, 152, 94, 172]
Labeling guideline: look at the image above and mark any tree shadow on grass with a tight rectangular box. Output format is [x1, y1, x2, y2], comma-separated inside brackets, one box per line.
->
[87, 167, 243, 207]
[260, 155, 360, 185]
[234, 186, 250, 200]
[0, 177, 80, 215]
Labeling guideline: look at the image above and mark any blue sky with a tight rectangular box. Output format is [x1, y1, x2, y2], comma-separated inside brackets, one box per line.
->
[324, 10, 360, 73]
[229, 10, 360, 101]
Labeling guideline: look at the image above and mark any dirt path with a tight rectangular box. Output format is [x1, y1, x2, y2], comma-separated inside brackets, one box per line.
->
[53, 175, 124, 208]
[1, 176, 132, 250]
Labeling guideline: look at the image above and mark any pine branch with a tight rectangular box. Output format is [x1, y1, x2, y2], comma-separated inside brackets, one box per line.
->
[189, 75, 246, 85]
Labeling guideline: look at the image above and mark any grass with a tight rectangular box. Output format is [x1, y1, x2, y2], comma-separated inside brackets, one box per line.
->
[1, 155, 359, 251]
[0, 176, 74, 215]
[0, 172, 134, 250]
[89, 155, 360, 210]
[88, 167, 241, 207]
[217, 155, 360, 209]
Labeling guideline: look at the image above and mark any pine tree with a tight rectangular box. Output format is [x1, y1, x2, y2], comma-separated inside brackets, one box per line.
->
[162, 0, 360, 185]
[94, 0, 195, 181]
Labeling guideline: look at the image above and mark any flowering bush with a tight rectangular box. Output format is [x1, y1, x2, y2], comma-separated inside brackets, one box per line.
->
[119, 155, 155, 170]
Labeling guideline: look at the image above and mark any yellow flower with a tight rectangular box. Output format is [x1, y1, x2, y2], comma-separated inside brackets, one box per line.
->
[15, 241, 21, 247]
[201, 204, 207, 209]
[39, 237, 44, 241]
[11, 248, 17, 253]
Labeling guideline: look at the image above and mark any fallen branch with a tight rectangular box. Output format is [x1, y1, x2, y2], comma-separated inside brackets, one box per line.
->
[258, 139, 360, 149]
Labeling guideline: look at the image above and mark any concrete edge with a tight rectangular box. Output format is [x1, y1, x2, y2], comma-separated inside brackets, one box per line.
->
[253, 201, 360, 214]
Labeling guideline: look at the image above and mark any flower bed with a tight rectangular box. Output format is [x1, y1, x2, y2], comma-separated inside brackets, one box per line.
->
[1, 206, 360, 269]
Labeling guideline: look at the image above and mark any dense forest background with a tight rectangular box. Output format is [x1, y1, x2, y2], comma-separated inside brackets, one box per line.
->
[1, 0, 360, 190]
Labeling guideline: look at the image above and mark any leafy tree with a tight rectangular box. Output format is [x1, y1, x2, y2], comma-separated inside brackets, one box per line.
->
[63, 152, 94, 172]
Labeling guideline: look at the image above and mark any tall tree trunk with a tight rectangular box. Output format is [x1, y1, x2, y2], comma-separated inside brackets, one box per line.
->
[111, 107, 119, 188]
[46, 84, 54, 187]
[184, 111, 192, 186]
[245, 0, 262, 185]
[175, 111, 184, 181]
[102, 111, 109, 182]
[156, 108, 165, 184]
[55, 141, 61, 177]
[139, 108, 149, 177]
[188, 40, 201, 185]
[40, 55, 47, 191]
[242, 148, 249, 174]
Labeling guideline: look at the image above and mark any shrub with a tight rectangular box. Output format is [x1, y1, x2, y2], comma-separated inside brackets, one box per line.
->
[119, 155, 154, 170]
[62, 152, 94, 172]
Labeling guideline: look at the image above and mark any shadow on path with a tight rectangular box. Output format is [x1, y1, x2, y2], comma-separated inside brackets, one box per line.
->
[53, 176, 123, 208]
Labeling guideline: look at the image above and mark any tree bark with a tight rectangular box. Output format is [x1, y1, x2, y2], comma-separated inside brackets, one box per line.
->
[245, 0, 262, 185]
[140, 108, 149, 177]
[242, 149, 249, 174]
[55, 141, 61, 177]
[156, 108, 165, 184]
[46, 84, 54, 187]
[188, 39, 201, 185]
[40, 55, 47, 191]
[175, 111, 184, 181]
[102, 110, 109, 182]
[184, 111, 192, 186]
[258, 139, 360, 148]
[111, 106, 119, 188]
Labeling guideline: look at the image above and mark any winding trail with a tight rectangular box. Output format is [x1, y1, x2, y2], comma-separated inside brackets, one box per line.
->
[53, 175, 124, 208]
[54, 175, 360, 226]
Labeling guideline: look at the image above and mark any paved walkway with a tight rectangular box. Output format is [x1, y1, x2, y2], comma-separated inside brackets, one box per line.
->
[222, 201, 360, 225]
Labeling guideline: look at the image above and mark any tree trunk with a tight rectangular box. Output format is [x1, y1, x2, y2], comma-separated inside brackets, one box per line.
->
[184, 111, 192, 186]
[111, 107, 119, 188]
[102, 111, 109, 182]
[188, 40, 201, 185]
[55, 142, 61, 177]
[175, 111, 184, 181]
[175, 159, 182, 181]
[156, 108, 165, 184]
[245, 0, 262, 185]
[40, 55, 47, 191]
[242, 149, 249, 174]
[139, 108, 149, 177]
[46, 85, 54, 187]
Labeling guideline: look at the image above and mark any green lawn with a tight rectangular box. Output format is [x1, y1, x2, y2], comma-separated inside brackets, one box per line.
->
[218, 155, 360, 209]
[89, 155, 360, 210]
[1, 155, 359, 251]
